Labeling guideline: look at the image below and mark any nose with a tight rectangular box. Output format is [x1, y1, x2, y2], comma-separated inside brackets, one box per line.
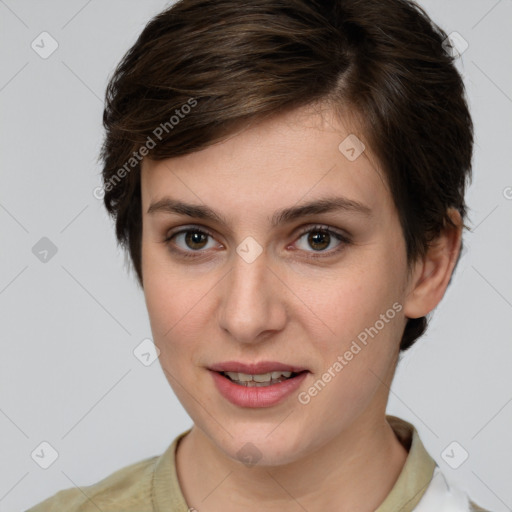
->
[217, 249, 287, 345]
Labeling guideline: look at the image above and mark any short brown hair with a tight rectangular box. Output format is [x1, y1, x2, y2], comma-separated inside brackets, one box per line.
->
[99, 0, 473, 351]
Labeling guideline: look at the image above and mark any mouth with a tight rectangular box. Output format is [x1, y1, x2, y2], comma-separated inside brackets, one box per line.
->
[208, 362, 310, 407]
[218, 370, 307, 387]
[208, 361, 310, 388]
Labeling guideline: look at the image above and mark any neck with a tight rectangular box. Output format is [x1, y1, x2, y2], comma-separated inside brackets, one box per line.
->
[176, 412, 408, 511]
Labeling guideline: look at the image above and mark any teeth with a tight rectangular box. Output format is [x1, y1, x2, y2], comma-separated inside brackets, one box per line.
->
[223, 370, 294, 384]
[253, 373, 272, 383]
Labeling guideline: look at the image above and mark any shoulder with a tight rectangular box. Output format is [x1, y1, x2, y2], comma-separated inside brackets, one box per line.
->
[26, 454, 159, 512]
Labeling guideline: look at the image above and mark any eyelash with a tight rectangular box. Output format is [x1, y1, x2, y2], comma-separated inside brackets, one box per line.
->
[163, 224, 351, 260]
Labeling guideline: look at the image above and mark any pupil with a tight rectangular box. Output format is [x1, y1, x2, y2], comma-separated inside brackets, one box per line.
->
[186, 231, 207, 249]
[309, 230, 329, 251]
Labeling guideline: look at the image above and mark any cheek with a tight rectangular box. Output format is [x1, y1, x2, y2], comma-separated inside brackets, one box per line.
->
[142, 243, 199, 355]
[298, 273, 404, 440]
[144, 273, 199, 344]
[302, 246, 405, 405]
[141, 246, 228, 378]
[312, 256, 404, 351]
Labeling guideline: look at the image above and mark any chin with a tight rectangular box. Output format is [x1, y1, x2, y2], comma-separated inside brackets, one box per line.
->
[216, 425, 306, 468]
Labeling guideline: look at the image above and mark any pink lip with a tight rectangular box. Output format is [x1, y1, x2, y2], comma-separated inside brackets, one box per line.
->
[209, 361, 308, 374]
[209, 369, 309, 408]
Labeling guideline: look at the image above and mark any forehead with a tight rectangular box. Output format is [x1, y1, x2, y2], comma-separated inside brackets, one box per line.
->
[140, 104, 392, 222]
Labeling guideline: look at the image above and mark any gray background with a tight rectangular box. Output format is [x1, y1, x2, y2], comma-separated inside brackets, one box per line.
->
[0, 0, 511, 510]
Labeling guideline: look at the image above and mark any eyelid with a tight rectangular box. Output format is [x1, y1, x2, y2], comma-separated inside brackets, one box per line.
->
[163, 223, 351, 258]
[163, 224, 221, 259]
[294, 224, 349, 241]
[164, 224, 218, 244]
[291, 224, 351, 258]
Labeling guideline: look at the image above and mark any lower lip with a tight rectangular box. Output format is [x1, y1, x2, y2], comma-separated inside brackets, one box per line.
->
[210, 370, 309, 408]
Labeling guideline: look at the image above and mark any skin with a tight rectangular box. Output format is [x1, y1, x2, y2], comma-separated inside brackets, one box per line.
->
[140, 103, 462, 511]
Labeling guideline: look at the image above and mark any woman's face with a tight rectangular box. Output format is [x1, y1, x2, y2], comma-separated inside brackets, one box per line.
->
[140, 104, 418, 466]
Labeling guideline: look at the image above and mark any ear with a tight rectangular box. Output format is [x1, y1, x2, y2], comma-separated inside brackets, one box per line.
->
[403, 208, 463, 319]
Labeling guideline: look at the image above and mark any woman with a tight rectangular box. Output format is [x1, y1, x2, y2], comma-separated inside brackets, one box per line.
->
[28, 0, 488, 510]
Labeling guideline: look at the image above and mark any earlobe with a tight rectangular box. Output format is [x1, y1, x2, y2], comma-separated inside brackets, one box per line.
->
[403, 208, 463, 319]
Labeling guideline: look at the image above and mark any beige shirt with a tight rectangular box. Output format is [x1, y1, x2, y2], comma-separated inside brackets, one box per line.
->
[27, 415, 488, 511]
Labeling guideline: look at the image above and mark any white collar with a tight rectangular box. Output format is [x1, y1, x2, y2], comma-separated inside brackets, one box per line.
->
[413, 467, 471, 511]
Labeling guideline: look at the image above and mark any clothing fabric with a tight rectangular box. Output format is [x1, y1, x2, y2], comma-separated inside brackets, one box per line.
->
[26, 415, 489, 511]
[414, 467, 484, 512]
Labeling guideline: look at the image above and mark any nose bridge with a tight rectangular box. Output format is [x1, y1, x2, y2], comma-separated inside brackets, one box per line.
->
[218, 245, 285, 343]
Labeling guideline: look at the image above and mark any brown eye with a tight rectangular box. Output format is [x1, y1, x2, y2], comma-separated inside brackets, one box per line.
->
[294, 225, 351, 258]
[164, 227, 219, 258]
[183, 230, 209, 250]
[306, 230, 331, 251]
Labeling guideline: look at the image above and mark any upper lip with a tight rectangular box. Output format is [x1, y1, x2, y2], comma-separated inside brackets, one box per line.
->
[209, 361, 309, 374]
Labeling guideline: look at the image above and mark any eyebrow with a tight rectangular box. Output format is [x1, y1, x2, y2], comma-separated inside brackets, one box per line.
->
[147, 195, 373, 227]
